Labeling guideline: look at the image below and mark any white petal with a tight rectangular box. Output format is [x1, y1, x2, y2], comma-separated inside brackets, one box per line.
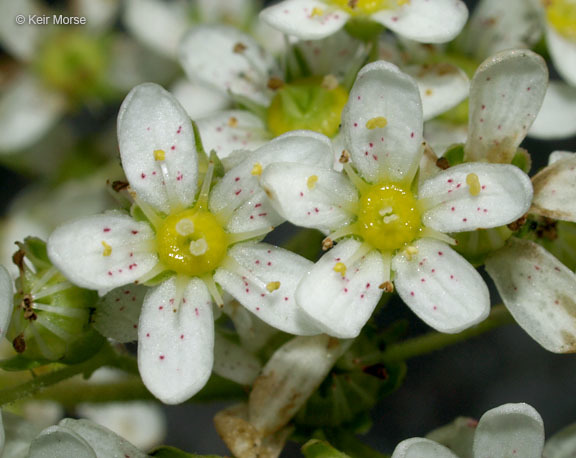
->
[531, 155, 576, 222]
[138, 277, 214, 404]
[425, 417, 477, 458]
[213, 333, 261, 385]
[392, 437, 458, 458]
[373, 0, 468, 44]
[179, 25, 275, 105]
[393, 239, 490, 333]
[544, 422, 576, 458]
[0, 75, 64, 153]
[473, 403, 544, 458]
[209, 131, 334, 234]
[47, 214, 158, 291]
[195, 0, 255, 26]
[259, 0, 349, 41]
[75, 0, 120, 31]
[214, 243, 320, 336]
[170, 79, 230, 120]
[457, 0, 542, 59]
[260, 162, 358, 233]
[93, 284, 147, 343]
[0, 0, 41, 60]
[420, 162, 533, 232]
[485, 238, 576, 353]
[549, 151, 576, 165]
[296, 238, 386, 338]
[342, 60, 423, 184]
[123, 0, 188, 58]
[547, 24, 576, 86]
[76, 402, 165, 452]
[529, 82, 576, 140]
[404, 64, 469, 122]
[118, 83, 198, 214]
[423, 120, 468, 158]
[465, 49, 548, 163]
[58, 418, 146, 458]
[196, 110, 269, 160]
[249, 335, 349, 435]
[2, 412, 42, 458]
[28, 425, 96, 458]
[0, 265, 12, 342]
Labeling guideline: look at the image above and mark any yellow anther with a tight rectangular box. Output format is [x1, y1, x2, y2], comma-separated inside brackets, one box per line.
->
[425, 88, 433, 96]
[101, 241, 112, 257]
[366, 117, 388, 129]
[321, 74, 339, 91]
[153, 149, 166, 161]
[404, 245, 419, 261]
[228, 116, 238, 128]
[266, 281, 281, 292]
[466, 173, 481, 196]
[311, 7, 324, 16]
[333, 262, 347, 276]
[251, 162, 263, 176]
[307, 175, 319, 190]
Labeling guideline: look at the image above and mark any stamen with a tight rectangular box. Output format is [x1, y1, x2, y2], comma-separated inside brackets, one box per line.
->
[28, 322, 57, 360]
[326, 225, 356, 243]
[321, 74, 339, 90]
[366, 117, 388, 129]
[322, 237, 334, 251]
[339, 149, 350, 164]
[153, 149, 166, 161]
[251, 162, 263, 176]
[307, 175, 319, 190]
[196, 161, 215, 210]
[159, 161, 184, 213]
[421, 227, 456, 245]
[228, 226, 273, 244]
[134, 262, 167, 285]
[201, 274, 224, 308]
[466, 173, 481, 196]
[344, 241, 373, 267]
[343, 163, 369, 193]
[32, 282, 73, 301]
[403, 245, 419, 261]
[175, 218, 195, 236]
[30, 266, 59, 295]
[35, 315, 72, 341]
[32, 302, 89, 319]
[101, 241, 112, 257]
[228, 116, 238, 128]
[333, 262, 347, 276]
[130, 191, 163, 229]
[266, 281, 281, 292]
[189, 238, 208, 256]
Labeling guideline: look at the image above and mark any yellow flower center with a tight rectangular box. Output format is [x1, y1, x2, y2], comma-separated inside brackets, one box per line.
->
[156, 209, 229, 277]
[545, 0, 576, 40]
[267, 76, 348, 137]
[328, 0, 404, 15]
[356, 182, 423, 251]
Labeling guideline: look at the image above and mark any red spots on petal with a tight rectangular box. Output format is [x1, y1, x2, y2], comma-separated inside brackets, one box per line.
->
[108, 271, 113, 276]
[133, 324, 137, 329]
[159, 355, 165, 360]
[391, 16, 398, 21]
[486, 77, 491, 81]
[258, 212, 268, 217]
[235, 189, 242, 196]
[284, 296, 289, 301]
[255, 203, 262, 208]
[176, 172, 183, 181]
[344, 288, 348, 293]
[369, 142, 374, 148]
[526, 87, 531, 91]
[267, 249, 272, 254]
[357, 95, 361, 100]
[421, 278, 426, 282]
[365, 151, 369, 156]
[450, 275, 454, 279]
[462, 218, 468, 222]
[481, 104, 486, 110]
[410, 132, 415, 138]
[431, 269, 435, 273]
[410, 291, 415, 296]
[267, 261, 272, 266]
[250, 215, 254, 219]
[438, 251, 444, 256]
[141, 173, 146, 179]
[534, 265, 541, 271]
[554, 267, 561, 272]
[146, 333, 150, 337]
[159, 306, 164, 310]
[256, 307, 260, 311]
[177, 125, 182, 134]
[129, 263, 138, 270]
[481, 185, 486, 190]
[366, 283, 370, 288]
[124, 290, 130, 295]
[131, 230, 139, 235]
[171, 145, 176, 151]
[354, 122, 358, 127]
[103, 227, 111, 232]
[180, 334, 184, 339]
[299, 191, 304, 197]
[555, 300, 559, 305]
[234, 176, 240, 182]
[447, 179, 453, 183]
[195, 307, 199, 316]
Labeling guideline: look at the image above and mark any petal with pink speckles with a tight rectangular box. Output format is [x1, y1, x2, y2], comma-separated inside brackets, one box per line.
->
[296, 238, 386, 339]
[196, 110, 269, 160]
[261, 162, 358, 233]
[260, 0, 349, 41]
[179, 25, 276, 105]
[393, 238, 489, 333]
[0, 266, 13, 342]
[419, 162, 533, 233]
[47, 214, 158, 291]
[118, 83, 198, 215]
[530, 82, 576, 140]
[210, 130, 334, 234]
[392, 438, 458, 458]
[531, 155, 576, 222]
[486, 238, 576, 353]
[473, 403, 544, 458]
[464, 49, 548, 163]
[93, 284, 147, 343]
[372, 0, 468, 44]
[546, 24, 576, 87]
[342, 60, 423, 184]
[138, 276, 214, 404]
[214, 243, 320, 336]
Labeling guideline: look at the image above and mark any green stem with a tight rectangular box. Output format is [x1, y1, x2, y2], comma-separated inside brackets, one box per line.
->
[382, 305, 513, 363]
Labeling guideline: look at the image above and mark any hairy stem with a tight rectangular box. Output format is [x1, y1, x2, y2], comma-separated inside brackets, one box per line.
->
[382, 304, 513, 363]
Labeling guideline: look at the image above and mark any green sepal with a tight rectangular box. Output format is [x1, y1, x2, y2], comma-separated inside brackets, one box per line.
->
[230, 93, 268, 121]
[209, 150, 225, 179]
[150, 445, 223, 458]
[520, 220, 576, 271]
[17, 237, 51, 271]
[302, 439, 352, 458]
[286, 43, 313, 82]
[319, 430, 390, 458]
[59, 328, 106, 364]
[452, 226, 512, 266]
[442, 144, 465, 167]
[511, 148, 532, 173]
[344, 18, 384, 42]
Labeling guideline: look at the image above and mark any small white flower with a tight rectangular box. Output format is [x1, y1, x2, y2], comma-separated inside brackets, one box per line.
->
[260, 0, 468, 43]
[393, 403, 546, 458]
[47, 84, 326, 404]
[261, 61, 533, 338]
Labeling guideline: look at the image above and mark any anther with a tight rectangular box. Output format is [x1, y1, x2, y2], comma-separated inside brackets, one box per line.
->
[311, 6, 324, 16]
[266, 281, 281, 292]
[322, 237, 334, 251]
[379, 281, 394, 293]
[251, 162, 263, 176]
[267, 76, 284, 90]
[333, 262, 347, 276]
[339, 149, 350, 163]
[307, 175, 318, 190]
[101, 241, 112, 257]
[321, 74, 339, 91]
[366, 117, 388, 129]
[233, 42, 247, 53]
[436, 157, 450, 170]
[175, 218, 195, 236]
[153, 149, 166, 161]
[466, 173, 481, 196]
[189, 238, 208, 256]
[228, 117, 238, 128]
[404, 246, 418, 261]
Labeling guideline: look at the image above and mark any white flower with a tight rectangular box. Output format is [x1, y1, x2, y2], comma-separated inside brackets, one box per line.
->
[260, 0, 468, 43]
[392, 403, 547, 458]
[485, 151, 576, 353]
[47, 83, 326, 404]
[261, 61, 533, 338]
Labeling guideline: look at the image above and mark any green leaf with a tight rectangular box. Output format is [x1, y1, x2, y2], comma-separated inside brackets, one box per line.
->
[302, 439, 352, 458]
[150, 445, 223, 458]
